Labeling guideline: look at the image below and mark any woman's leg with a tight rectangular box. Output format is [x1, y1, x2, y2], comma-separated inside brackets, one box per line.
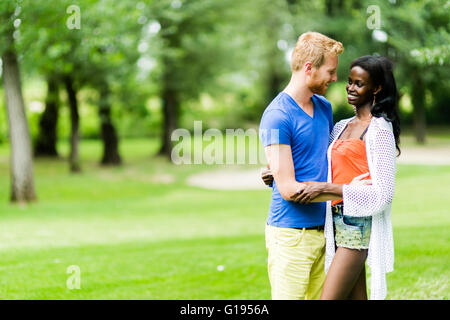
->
[348, 265, 368, 300]
[320, 247, 368, 300]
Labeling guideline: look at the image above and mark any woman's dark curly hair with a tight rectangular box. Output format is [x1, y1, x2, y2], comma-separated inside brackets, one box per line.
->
[351, 55, 401, 156]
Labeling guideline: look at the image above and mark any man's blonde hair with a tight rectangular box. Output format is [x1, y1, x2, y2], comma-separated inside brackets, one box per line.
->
[291, 32, 344, 71]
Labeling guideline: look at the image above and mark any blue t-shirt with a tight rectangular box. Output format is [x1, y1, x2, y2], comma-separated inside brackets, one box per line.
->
[259, 92, 333, 228]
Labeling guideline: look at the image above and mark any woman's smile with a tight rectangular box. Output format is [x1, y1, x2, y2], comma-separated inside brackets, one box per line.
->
[347, 92, 358, 102]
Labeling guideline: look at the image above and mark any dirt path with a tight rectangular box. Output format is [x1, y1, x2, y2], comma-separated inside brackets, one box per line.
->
[186, 147, 450, 190]
[396, 146, 450, 165]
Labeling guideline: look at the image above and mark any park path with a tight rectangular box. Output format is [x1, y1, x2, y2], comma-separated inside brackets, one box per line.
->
[186, 146, 450, 190]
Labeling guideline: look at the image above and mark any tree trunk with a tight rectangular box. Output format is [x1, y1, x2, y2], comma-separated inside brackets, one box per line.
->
[34, 75, 59, 157]
[264, 5, 286, 112]
[2, 49, 37, 203]
[158, 16, 181, 159]
[158, 83, 179, 159]
[325, 0, 345, 16]
[98, 82, 121, 165]
[411, 75, 426, 144]
[64, 75, 81, 172]
[268, 70, 283, 103]
[266, 41, 285, 106]
[325, 0, 334, 16]
[352, 0, 362, 10]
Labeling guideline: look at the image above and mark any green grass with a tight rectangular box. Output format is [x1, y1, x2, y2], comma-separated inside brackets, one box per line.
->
[0, 136, 448, 299]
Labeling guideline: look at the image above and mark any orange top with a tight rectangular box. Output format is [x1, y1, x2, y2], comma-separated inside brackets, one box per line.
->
[331, 138, 371, 206]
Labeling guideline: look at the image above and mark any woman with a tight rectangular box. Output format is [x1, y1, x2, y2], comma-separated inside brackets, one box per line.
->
[262, 55, 400, 300]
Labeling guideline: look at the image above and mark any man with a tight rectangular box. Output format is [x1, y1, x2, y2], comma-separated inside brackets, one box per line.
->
[259, 31, 343, 300]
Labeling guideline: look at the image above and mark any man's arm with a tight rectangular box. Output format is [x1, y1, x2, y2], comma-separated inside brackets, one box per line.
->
[265, 144, 305, 200]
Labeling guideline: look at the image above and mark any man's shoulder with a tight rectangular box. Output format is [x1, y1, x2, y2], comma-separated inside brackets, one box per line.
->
[312, 94, 332, 109]
[262, 93, 292, 118]
[267, 92, 292, 109]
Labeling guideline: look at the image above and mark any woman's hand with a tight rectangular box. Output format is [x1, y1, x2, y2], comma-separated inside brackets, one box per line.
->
[290, 181, 325, 204]
[350, 172, 372, 186]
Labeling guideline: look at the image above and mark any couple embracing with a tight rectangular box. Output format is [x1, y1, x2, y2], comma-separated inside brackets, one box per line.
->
[259, 32, 400, 300]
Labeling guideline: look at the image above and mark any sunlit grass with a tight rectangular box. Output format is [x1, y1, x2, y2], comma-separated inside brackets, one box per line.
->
[0, 136, 448, 299]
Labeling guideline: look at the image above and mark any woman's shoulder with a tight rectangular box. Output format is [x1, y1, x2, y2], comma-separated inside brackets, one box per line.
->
[368, 117, 396, 151]
[371, 116, 393, 132]
[337, 117, 354, 124]
[334, 117, 354, 128]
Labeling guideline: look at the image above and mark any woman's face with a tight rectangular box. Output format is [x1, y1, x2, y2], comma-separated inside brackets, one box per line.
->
[346, 66, 377, 107]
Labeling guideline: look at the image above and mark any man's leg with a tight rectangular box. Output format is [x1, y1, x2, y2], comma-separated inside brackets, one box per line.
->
[305, 230, 326, 300]
[266, 225, 322, 300]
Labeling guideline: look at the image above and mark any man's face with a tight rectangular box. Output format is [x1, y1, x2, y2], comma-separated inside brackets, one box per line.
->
[307, 55, 338, 95]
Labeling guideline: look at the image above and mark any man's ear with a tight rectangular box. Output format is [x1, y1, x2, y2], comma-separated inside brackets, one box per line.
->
[374, 85, 382, 95]
[304, 62, 312, 75]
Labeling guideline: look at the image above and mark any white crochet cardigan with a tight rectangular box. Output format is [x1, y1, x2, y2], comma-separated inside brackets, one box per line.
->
[324, 115, 396, 300]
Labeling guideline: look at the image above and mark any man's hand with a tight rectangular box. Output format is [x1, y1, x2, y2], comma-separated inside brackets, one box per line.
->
[261, 166, 274, 186]
[290, 181, 324, 204]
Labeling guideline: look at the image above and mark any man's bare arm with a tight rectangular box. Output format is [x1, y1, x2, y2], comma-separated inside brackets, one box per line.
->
[264, 144, 305, 200]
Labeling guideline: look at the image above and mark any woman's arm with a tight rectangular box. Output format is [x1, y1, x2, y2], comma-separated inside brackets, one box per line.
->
[341, 129, 397, 217]
[290, 173, 371, 204]
[291, 182, 343, 203]
[291, 128, 396, 216]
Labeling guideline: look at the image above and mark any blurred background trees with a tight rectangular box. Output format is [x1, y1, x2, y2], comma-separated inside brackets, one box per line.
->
[0, 0, 36, 202]
[0, 0, 448, 203]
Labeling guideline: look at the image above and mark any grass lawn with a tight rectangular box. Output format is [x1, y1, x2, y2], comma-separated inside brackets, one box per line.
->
[0, 136, 448, 299]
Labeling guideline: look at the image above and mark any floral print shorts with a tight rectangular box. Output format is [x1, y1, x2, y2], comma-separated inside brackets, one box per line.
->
[332, 204, 372, 250]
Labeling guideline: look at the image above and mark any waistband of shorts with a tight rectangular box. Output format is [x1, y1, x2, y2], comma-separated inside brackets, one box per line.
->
[266, 224, 324, 231]
[331, 203, 344, 215]
[292, 225, 324, 231]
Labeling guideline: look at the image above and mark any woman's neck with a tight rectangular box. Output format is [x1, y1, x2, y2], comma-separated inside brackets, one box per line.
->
[355, 103, 372, 121]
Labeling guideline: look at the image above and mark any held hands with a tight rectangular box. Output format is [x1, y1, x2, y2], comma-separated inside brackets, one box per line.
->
[290, 182, 324, 204]
[259, 167, 324, 204]
[290, 172, 372, 205]
[260, 167, 372, 203]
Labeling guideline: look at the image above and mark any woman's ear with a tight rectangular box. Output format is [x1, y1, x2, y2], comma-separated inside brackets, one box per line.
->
[373, 85, 382, 95]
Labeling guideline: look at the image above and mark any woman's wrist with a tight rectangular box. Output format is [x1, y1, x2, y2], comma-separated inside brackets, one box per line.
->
[322, 183, 343, 196]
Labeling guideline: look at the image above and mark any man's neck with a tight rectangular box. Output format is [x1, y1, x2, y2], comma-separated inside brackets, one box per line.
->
[283, 77, 314, 108]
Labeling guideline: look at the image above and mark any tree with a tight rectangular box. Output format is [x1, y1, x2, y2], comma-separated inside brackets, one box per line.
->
[146, 0, 242, 158]
[21, 0, 143, 167]
[34, 75, 60, 157]
[98, 80, 121, 165]
[0, 0, 37, 203]
[377, 0, 449, 143]
[64, 75, 81, 172]
[19, 0, 85, 171]
[73, 0, 142, 165]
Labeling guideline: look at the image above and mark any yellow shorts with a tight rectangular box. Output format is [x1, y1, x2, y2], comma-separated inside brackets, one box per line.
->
[265, 224, 326, 300]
